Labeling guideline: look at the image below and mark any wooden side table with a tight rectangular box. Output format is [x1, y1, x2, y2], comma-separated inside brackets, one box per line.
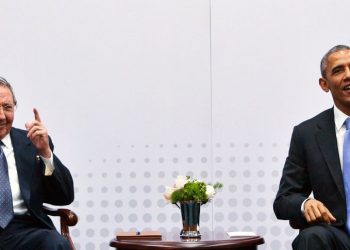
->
[110, 233, 264, 250]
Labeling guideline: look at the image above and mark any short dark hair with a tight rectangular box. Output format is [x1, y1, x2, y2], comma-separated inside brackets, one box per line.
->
[320, 45, 350, 78]
[0, 77, 17, 106]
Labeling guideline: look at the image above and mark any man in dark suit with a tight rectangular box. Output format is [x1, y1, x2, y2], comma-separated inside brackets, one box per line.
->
[273, 45, 350, 249]
[0, 77, 74, 249]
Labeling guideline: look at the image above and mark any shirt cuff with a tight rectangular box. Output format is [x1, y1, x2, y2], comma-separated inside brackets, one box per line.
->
[40, 151, 55, 176]
[301, 198, 312, 213]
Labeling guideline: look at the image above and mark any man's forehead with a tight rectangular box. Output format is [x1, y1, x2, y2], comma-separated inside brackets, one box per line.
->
[328, 49, 350, 62]
[0, 87, 14, 102]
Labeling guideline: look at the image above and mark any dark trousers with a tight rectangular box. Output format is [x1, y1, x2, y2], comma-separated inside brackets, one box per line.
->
[292, 224, 350, 250]
[0, 214, 70, 250]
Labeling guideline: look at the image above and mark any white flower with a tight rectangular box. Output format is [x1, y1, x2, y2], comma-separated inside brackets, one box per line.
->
[164, 175, 222, 204]
[164, 186, 176, 202]
[206, 185, 215, 199]
[174, 175, 188, 189]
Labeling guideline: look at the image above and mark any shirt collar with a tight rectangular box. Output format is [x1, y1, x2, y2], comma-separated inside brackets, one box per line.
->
[334, 105, 349, 131]
[1, 133, 11, 148]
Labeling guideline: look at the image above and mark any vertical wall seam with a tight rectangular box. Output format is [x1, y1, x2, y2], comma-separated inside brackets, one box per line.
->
[209, 0, 214, 232]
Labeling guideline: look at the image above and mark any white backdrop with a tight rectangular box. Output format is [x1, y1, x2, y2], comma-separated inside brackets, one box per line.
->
[0, 0, 349, 249]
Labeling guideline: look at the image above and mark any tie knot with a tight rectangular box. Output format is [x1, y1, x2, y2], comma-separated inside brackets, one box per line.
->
[346, 117, 350, 130]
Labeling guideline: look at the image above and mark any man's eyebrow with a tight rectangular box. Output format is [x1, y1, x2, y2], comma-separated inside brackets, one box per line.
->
[2, 102, 14, 106]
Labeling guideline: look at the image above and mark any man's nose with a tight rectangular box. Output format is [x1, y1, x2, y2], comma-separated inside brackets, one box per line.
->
[0, 108, 6, 118]
[345, 67, 350, 78]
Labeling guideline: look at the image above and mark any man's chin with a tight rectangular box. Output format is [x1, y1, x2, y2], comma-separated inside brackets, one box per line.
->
[0, 127, 10, 140]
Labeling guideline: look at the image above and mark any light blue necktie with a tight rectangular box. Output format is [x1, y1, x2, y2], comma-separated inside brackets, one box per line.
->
[0, 143, 13, 229]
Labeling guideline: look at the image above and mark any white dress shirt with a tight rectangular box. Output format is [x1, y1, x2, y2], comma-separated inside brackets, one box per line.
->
[2, 133, 55, 215]
[334, 105, 349, 170]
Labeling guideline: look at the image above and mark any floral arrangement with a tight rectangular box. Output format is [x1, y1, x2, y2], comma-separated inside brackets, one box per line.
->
[164, 175, 223, 204]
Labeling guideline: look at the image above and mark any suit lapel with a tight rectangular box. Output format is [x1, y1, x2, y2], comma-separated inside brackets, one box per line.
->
[10, 128, 35, 203]
[315, 109, 345, 200]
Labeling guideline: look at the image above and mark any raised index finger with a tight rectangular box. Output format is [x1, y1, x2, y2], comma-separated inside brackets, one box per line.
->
[33, 108, 41, 123]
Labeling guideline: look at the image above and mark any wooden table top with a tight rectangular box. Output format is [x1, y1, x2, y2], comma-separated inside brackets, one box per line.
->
[110, 232, 264, 250]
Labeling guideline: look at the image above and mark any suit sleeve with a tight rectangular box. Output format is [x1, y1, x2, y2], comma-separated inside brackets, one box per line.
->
[273, 126, 312, 226]
[41, 138, 74, 205]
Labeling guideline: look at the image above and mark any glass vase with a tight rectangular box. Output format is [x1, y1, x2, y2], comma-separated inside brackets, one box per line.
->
[178, 201, 201, 238]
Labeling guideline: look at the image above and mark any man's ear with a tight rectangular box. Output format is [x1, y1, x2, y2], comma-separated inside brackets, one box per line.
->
[319, 78, 330, 92]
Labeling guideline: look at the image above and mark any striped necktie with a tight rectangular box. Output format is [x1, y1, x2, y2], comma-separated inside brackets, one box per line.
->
[0, 143, 13, 229]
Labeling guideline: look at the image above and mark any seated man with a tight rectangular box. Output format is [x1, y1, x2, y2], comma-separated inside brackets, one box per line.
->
[0, 77, 74, 250]
[273, 45, 350, 249]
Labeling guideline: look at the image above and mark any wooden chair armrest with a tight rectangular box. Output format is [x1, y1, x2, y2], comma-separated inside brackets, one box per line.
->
[43, 205, 78, 250]
[43, 205, 78, 226]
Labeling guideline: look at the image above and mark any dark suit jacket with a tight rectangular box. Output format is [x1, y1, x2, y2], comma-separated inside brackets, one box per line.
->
[273, 108, 347, 229]
[10, 127, 74, 229]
